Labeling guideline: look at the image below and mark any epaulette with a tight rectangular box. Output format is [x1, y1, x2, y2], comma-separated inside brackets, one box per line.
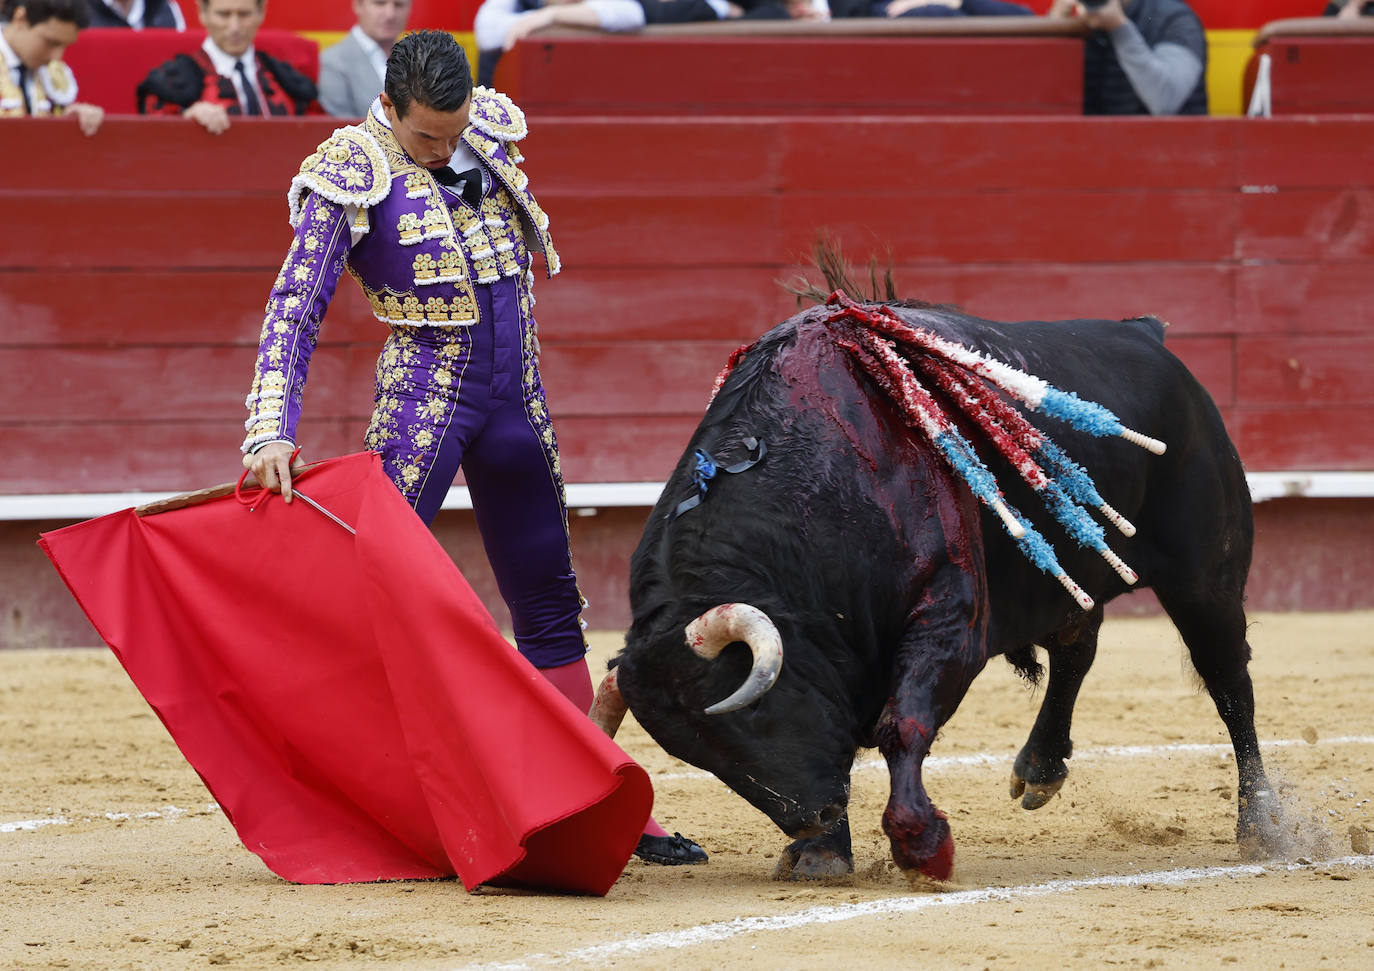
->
[41, 59, 77, 107]
[468, 86, 527, 143]
[287, 125, 391, 228]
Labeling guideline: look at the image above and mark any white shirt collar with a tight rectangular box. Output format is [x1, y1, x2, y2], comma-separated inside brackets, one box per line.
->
[0, 26, 21, 76]
[349, 24, 388, 82]
[202, 36, 256, 77]
[102, 0, 147, 28]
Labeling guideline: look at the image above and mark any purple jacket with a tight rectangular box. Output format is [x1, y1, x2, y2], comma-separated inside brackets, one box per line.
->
[242, 88, 558, 453]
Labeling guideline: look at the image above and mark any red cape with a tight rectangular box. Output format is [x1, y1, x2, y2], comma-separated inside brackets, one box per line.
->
[39, 452, 652, 895]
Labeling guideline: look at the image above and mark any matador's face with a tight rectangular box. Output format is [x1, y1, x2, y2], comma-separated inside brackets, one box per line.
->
[381, 93, 473, 170]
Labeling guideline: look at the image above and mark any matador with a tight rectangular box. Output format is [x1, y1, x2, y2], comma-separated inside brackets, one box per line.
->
[240, 30, 706, 866]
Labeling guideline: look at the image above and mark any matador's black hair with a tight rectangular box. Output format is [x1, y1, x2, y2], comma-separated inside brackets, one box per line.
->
[385, 29, 473, 118]
[2, 0, 92, 27]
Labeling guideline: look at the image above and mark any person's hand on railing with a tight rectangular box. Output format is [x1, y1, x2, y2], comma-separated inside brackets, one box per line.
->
[67, 102, 103, 137]
[185, 101, 232, 135]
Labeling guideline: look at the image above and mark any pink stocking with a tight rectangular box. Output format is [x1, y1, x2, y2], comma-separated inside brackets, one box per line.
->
[536, 658, 670, 839]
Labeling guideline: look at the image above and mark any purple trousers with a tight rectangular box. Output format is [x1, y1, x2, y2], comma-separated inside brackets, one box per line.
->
[363, 276, 585, 669]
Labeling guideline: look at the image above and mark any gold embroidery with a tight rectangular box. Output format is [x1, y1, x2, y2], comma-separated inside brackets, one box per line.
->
[454, 208, 482, 236]
[397, 212, 422, 242]
[413, 253, 437, 282]
[473, 255, 499, 282]
[404, 171, 432, 198]
[437, 250, 465, 276]
[425, 296, 450, 320]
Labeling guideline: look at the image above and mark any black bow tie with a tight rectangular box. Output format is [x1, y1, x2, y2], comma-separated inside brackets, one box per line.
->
[434, 166, 484, 210]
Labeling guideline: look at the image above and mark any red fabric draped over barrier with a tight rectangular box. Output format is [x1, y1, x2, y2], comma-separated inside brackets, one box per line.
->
[38, 452, 651, 895]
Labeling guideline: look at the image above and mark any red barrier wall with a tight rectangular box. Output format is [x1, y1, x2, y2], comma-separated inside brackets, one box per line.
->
[2, 114, 1372, 643]
[1249, 30, 1374, 114]
[3, 115, 1372, 494]
[258, 0, 483, 32]
[495, 29, 1084, 116]
[251, 0, 1321, 32]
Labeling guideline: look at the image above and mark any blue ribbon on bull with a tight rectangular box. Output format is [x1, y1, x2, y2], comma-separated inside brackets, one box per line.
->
[671, 437, 767, 520]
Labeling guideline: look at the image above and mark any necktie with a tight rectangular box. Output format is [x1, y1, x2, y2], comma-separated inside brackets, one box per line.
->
[16, 63, 32, 115]
[434, 166, 484, 211]
[235, 60, 262, 116]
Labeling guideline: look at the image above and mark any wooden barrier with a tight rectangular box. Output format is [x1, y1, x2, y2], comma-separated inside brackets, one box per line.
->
[1243, 18, 1374, 114]
[495, 21, 1086, 115]
[4, 115, 1372, 490]
[3, 114, 1372, 641]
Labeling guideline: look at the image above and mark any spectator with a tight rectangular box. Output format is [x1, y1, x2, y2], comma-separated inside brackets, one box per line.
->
[474, 0, 824, 87]
[86, 0, 186, 28]
[1049, 0, 1206, 115]
[136, 0, 315, 132]
[0, 0, 104, 133]
[318, 0, 410, 117]
[1323, 0, 1374, 17]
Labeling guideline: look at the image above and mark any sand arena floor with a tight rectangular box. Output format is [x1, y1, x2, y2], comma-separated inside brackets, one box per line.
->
[2, 612, 1372, 970]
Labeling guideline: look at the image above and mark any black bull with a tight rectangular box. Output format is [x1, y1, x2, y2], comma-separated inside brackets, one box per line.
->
[607, 299, 1284, 881]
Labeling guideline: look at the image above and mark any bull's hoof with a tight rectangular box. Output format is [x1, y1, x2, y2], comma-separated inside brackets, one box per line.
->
[1236, 788, 1286, 859]
[634, 832, 709, 866]
[1009, 748, 1068, 810]
[773, 817, 853, 881]
[772, 839, 854, 881]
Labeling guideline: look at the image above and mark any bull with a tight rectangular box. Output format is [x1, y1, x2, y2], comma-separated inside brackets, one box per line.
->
[594, 270, 1284, 881]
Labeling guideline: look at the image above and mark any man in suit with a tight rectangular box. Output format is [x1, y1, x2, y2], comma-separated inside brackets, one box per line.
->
[136, 0, 316, 132]
[318, 0, 409, 117]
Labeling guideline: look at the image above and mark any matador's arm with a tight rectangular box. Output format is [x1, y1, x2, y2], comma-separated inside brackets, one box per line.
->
[241, 191, 355, 454]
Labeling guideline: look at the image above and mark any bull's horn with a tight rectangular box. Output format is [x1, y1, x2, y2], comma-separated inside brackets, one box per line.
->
[685, 603, 783, 716]
[589, 668, 627, 739]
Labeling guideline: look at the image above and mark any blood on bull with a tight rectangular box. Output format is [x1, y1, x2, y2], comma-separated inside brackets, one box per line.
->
[591, 256, 1285, 881]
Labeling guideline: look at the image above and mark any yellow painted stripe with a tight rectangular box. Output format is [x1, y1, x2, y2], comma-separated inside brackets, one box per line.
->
[1206, 28, 1258, 117]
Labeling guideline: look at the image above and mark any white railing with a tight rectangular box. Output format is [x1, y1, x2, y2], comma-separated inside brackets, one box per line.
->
[1, 472, 1371, 521]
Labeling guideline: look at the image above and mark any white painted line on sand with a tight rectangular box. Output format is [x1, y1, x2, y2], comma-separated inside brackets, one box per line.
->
[1, 816, 67, 833]
[653, 734, 1374, 783]
[2, 805, 215, 836]
[6, 736, 1372, 835]
[459, 855, 1374, 971]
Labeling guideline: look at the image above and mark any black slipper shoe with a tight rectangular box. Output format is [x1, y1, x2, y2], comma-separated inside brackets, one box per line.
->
[634, 832, 709, 865]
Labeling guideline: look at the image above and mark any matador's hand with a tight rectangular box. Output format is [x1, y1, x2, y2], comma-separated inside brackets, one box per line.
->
[243, 441, 301, 503]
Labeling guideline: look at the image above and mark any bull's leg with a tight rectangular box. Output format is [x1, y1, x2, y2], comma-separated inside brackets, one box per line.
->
[1155, 591, 1283, 857]
[773, 814, 853, 881]
[877, 566, 988, 881]
[1009, 605, 1105, 810]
